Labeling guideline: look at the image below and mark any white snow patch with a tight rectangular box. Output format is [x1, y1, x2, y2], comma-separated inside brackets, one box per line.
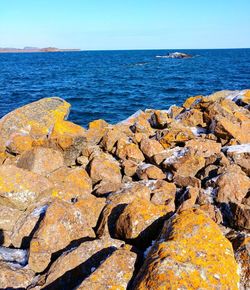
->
[31, 205, 48, 217]
[163, 147, 189, 165]
[144, 240, 156, 258]
[0, 247, 28, 266]
[190, 126, 208, 136]
[222, 144, 250, 154]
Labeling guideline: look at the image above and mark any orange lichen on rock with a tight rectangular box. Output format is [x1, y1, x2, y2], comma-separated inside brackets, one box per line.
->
[133, 208, 240, 290]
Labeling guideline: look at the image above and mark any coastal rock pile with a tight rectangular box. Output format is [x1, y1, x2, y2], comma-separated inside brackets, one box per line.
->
[0, 89, 249, 289]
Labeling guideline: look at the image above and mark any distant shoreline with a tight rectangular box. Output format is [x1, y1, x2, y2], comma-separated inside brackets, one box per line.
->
[0, 47, 81, 53]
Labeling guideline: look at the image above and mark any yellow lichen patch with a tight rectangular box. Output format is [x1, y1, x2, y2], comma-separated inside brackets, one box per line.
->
[7, 134, 33, 154]
[51, 120, 85, 137]
[88, 119, 108, 130]
[134, 208, 240, 290]
[242, 90, 250, 104]
[183, 95, 203, 109]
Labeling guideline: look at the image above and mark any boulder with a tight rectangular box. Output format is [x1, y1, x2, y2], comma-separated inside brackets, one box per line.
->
[89, 152, 122, 195]
[215, 165, 250, 203]
[38, 237, 124, 289]
[230, 202, 250, 230]
[17, 147, 64, 176]
[114, 198, 172, 244]
[0, 262, 35, 289]
[29, 199, 95, 273]
[0, 165, 52, 210]
[185, 139, 221, 158]
[140, 137, 164, 158]
[0, 97, 70, 150]
[48, 166, 92, 201]
[150, 180, 176, 208]
[133, 208, 239, 289]
[77, 247, 137, 290]
[136, 163, 165, 180]
[117, 142, 145, 163]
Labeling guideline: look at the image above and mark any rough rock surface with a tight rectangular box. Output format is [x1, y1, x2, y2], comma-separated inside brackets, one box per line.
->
[0, 90, 249, 289]
[133, 209, 240, 289]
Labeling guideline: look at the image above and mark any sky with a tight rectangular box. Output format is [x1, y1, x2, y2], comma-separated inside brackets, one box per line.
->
[0, 0, 250, 50]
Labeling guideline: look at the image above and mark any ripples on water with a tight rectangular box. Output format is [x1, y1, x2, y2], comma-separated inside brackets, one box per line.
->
[0, 49, 249, 126]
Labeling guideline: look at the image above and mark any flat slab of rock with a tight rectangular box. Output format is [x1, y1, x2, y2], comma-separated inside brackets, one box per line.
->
[133, 208, 239, 289]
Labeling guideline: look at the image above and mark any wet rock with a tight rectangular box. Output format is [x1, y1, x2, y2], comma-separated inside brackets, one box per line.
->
[77, 247, 137, 290]
[0, 165, 52, 210]
[17, 147, 64, 176]
[89, 152, 122, 195]
[38, 237, 124, 289]
[137, 163, 165, 180]
[215, 165, 250, 203]
[115, 198, 172, 243]
[0, 97, 70, 150]
[0, 261, 35, 289]
[29, 199, 95, 273]
[133, 208, 239, 289]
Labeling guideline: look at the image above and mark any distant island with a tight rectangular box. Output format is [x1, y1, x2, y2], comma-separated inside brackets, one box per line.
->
[0, 47, 81, 53]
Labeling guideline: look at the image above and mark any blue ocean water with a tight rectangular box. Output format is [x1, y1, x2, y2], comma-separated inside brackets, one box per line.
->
[0, 49, 249, 127]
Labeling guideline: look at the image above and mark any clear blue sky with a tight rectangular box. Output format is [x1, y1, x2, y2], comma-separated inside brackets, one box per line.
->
[0, 0, 249, 50]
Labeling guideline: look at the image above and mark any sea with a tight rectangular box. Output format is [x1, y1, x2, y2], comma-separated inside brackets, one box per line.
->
[0, 49, 249, 127]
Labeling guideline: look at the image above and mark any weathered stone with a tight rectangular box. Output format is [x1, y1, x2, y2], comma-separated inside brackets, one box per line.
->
[96, 182, 151, 238]
[122, 159, 138, 177]
[29, 199, 95, 273]
[224, 144, 250, 175]
[115, 198, 172, 243]
[0, 165, 52, 210]
[183, 95, 203, 109]
[17, 147, 64, 176]
[163, 147, 205, 177]
[137, 163, 165, 180]
[48, 166, 92, 201]
[234, 236, 250, 289]
[89, 152, 122, 195]
[0, 97, 70, 148]
[198, 204, 223, 224]
[159, 123, 195, 148]
[6, 134, 33, 154]
[133, 208, 239, 289]
[150, 180, 176, 209]
[0, 262, 35, 289]
[174, 174, 201, 188]
[178, 186, 199, 210]
[185, 139, 221, 158]
[78, 247, 137, 290]
[101, 126, 127, 152]
[176, 108, 205, 127]
[38, 237, 124, 289]
[10, 200, 50, 248]
[140, 137, 164, 158]
[215, 165, 250, 203]
[85, 119, 109, 145]
[117, 142, 145, 163]
[150, 110, 172, 128]
[230, 202, 250, 230]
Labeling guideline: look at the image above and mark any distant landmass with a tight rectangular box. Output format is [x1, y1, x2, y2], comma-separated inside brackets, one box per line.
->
[0, 47, 81, 53]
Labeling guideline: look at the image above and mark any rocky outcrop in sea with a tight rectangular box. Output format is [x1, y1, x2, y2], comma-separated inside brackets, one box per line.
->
[0, 89, 249, 289]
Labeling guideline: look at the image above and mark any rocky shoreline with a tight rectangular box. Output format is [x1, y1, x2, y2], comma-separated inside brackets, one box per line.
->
[0, 89, 249, 289]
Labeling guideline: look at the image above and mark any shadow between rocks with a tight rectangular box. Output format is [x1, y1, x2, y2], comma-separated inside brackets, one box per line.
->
[42, 246, 117, 290]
